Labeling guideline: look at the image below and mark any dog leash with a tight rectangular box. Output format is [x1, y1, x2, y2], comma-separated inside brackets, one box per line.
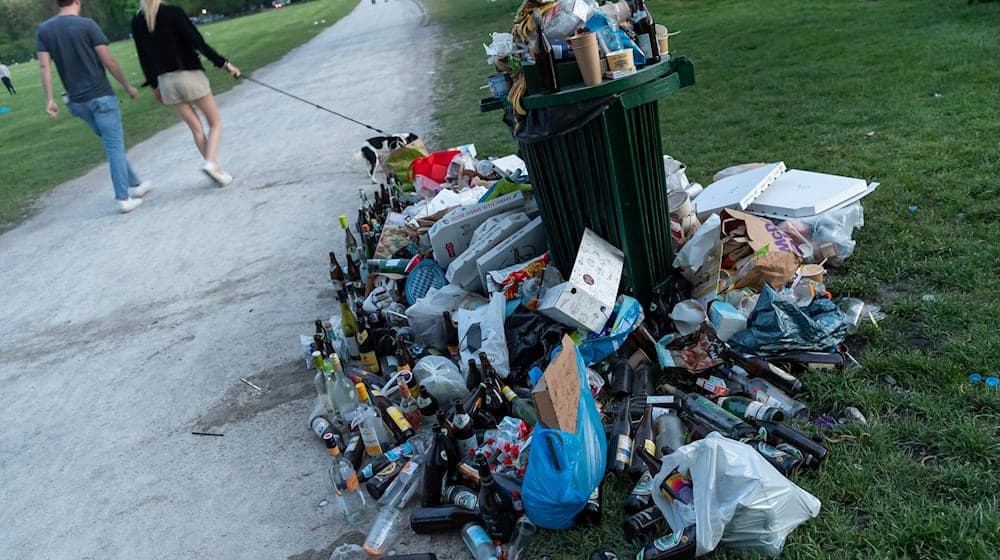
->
[241, 75, 388, 135]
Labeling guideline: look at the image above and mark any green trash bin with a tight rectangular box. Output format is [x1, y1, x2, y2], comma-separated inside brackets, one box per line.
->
[486, 57, 695, 305]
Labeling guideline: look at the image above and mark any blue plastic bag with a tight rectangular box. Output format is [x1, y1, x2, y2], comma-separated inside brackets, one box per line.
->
[522, 340, 608, 530]
[730, 284, 847, 353]
[577, 296, 645, 366]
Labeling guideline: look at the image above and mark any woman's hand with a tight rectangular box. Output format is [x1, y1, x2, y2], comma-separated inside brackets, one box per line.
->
[224, 61, 241, 79]
[153, 88, 163, 104]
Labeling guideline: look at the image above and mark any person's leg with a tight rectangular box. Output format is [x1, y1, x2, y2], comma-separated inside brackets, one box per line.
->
[191, 93, 222, 165]
[89, 96, 133, 200]
[171, 102, 208, 159]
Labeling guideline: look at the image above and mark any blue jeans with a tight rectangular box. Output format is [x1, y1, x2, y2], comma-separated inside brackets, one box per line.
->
[66, 95, 141, 200]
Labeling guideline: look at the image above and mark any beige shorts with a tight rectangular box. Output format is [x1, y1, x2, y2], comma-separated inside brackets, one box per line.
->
[158, 70, 211, 105]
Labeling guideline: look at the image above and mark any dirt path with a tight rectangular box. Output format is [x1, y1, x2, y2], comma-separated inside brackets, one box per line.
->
[0, 2, 463, 558]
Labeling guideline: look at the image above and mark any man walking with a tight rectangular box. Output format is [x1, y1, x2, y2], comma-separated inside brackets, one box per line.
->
[36, 0, 151, 213]
[0, 64, 15, 94]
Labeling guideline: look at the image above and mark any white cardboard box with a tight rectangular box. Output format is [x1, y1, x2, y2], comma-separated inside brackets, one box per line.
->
[537, 229, 624, 333]
[428, 191, 525, 268]
[446, 211, 531, 292]
[475, 216, 548, 290]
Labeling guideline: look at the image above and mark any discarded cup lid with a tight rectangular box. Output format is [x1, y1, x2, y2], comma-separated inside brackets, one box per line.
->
[968, 372, 983, 384]
[986, 376, 999, 389]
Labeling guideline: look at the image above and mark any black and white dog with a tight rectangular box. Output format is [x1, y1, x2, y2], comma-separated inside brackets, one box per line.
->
[359, 133, 419, 183]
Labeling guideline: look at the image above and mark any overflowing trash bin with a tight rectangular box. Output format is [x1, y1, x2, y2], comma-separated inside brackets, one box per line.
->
[293, 1, 889, 559]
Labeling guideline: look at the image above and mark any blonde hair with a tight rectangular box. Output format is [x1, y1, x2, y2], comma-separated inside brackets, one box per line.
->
[141, 0, 161, 32]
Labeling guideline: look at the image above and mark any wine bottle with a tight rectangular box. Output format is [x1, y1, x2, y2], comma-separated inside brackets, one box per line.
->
[337, 288, 361, 360]
[632, 0, 661, 65]
[681, 393, 757, 440]
[356, 315, 380, 374]
[533, 11, 559, 94]
[476, 452, 515, 541]
[466, 359, 483, 392]
[443, 311, 460, 359]
[340, 214, 358, 254]
[624, 506, 666, 542]
[722, 346, 802, 394]
[609, 396, 634, 473]
[367, 384, 415, 441]
[421, 415, 451, 507]
[409, 505, 480, 534]
[327, 354, 360, 423]
[328, 444, 368, 527]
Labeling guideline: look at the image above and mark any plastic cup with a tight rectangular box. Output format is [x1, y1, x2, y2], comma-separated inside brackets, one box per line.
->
[571, 32, 602, 86]
[799, 264, 825, 283]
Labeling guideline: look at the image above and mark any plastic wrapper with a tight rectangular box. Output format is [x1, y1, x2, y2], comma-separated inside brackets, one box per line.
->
[522, 340, 607, 530]
[655, 328, 727, 373]
[485, 253, 555, 302]
[729, 284, 848, 353]
[405, 284, 486, 351]
[484, 32, 516, 65]
[505, 308, 564, 384]
[779, 202, 864, 266]
[412, 355, 467, 404]
[651, 433, 822, 556]
[458, 292, 511, 379]
[575, 295, 644, 365]
[542, 0, 596, 40]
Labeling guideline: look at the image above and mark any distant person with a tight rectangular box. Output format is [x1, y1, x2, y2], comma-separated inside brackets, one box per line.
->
[132, 0, 241, 186]
[36, 0, 151, 213]
[0, 64, 15, 94]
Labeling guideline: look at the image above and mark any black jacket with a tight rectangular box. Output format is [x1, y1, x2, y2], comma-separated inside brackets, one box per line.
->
[131, 5, 227, 89]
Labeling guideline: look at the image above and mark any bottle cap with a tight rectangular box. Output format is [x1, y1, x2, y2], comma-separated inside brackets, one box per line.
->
[355, 383, 369, 401]
[986, 376, 999, 389]
[969, 372, 983, 384]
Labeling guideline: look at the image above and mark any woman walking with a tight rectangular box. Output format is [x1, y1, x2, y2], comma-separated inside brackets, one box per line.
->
[132, 0, 240, 186]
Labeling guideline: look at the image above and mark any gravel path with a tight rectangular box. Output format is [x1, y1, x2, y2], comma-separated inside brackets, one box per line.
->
[0, 2, 464, 558]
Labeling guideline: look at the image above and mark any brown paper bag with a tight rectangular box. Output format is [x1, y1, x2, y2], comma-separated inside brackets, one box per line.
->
[720, 209, 801, 290]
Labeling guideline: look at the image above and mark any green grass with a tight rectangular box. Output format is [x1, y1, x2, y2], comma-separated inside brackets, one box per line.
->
[0, 0, 357, 230]
[424, 1, 1000, 558]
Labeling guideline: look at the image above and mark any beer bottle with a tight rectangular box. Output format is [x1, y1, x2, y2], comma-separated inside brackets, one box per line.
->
[722, 346, 802, 394]
[681, 393, 757, 440]
[421, 415, 451, 506]
[465, 358, 483, 392]
[409, 505, 480, 534]
[398, 383, 422, 429]
[366, 384, 415, 441]
[329, 251, 345, 292]
[609, 396, 634, 473]
[339, 214, 358, 254]
[342, 433, 365, 471]
[451, 401, 478, 456]
[501, 385, 538, 426]
[624, 470, 655, 514]
[416, 385, 440, 419]
[636, 448, 693, 505]
[356, 315, 380, 374]
[476, 452, 515, 540]
[629, 403, 656, 480]
[358, 438, 421, 482]
[442, 484, 479, 511]
[636, 525, 697, 560]
[443, 311, 460, 359]
[717, 396, 785, 422]
[573, 482, 603, 527]
[624, 506, 666, 542]
[337, 288, 361, 360]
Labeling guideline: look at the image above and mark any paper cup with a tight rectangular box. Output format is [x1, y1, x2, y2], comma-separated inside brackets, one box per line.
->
[606, 49, 635, 73]
[800, 264, 825, 283]
[668, 190, 693, 217]
[571, 32, 602, 86]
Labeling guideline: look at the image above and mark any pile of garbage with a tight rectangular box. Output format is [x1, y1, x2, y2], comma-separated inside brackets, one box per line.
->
[299, 124, 882, 559]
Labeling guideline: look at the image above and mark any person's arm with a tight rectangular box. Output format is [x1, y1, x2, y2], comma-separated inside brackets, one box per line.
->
[131, 17, 158, 90]
[94, 45, 138, 99]
[174, 8, 239, 77]
[37, 51, 58, 118]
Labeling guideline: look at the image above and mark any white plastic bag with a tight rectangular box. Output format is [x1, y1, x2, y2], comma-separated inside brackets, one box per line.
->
[457, 292, 511, 379]
[412, 355, 468, 404]
[405, 284, 486, 351]
[651, 433, 821, 556]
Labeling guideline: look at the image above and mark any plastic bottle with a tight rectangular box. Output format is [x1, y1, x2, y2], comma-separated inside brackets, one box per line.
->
[462, 523, 498, 560]
[327, 444, 368, 526]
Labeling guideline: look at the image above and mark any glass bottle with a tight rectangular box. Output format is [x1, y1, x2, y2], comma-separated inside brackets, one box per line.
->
[398, 382, 422, 429]
[610, 395, 633, 473]
[506, 515, 538, 560]
[355, 383, 390, 456]
[443, 311, 460, 359]
[327, 354, 359, 423]
[338, 288, 361, 360]
[476, 452, 515, 541]
[717, 396, 785, 422]
[629, 403, 656, 480]
[327, 441, 368, 526]
[681, 393, 756, 440]
[462, 523, 498, 560]
[501, 385, 537, 426]
[533, 11, 559, 94]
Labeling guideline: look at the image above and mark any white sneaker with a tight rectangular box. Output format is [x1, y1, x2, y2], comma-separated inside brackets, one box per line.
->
[118, 197, 143, 213]
[202, 162, 234, 187]
[128, 181, 152, 198]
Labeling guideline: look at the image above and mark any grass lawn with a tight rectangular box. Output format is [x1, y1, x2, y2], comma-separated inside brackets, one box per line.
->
[424, 1, 1000, 558]
[0, 0, 358, 231]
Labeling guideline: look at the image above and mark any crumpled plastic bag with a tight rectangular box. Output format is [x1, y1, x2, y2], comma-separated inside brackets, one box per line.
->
[729, 284, 847, 353]
[780, 202, 864, 267]
[484, 32, 515, 65]
[505, 308, 564, 384]
[412, 355, 467, 404]
[576, 295, 644, 365]
[651, 433, 822, 556]
[522, 339, 607, 530]
[458, 292, 511, 379]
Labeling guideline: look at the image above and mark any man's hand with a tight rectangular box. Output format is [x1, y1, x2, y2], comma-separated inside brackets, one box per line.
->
[126, 84, 139, 99]
[46, 100, 59, 119]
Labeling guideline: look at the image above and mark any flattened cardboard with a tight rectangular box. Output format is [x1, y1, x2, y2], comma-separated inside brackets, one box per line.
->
[428, 191, 526, 268]
[531, 335, 580, 432]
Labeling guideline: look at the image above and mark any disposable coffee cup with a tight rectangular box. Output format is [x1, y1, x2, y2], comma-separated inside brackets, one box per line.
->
[799, 264, 825, 283]
[668, 190, 693, 218]
[571, 32, 602, 86]
[606, 49, 635, 73]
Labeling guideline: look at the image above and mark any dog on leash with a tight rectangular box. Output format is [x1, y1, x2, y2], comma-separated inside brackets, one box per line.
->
[359, 133, 419, 183]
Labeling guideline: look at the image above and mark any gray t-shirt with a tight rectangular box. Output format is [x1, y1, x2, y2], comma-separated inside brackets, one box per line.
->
[36, 15, 114, 102]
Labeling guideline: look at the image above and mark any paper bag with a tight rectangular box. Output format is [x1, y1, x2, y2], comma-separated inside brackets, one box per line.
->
[720, 209, 801, 290]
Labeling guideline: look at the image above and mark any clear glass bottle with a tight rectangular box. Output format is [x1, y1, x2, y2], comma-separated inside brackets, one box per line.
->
[327, 354, 359, 423]
[327, 445, 367, 526]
